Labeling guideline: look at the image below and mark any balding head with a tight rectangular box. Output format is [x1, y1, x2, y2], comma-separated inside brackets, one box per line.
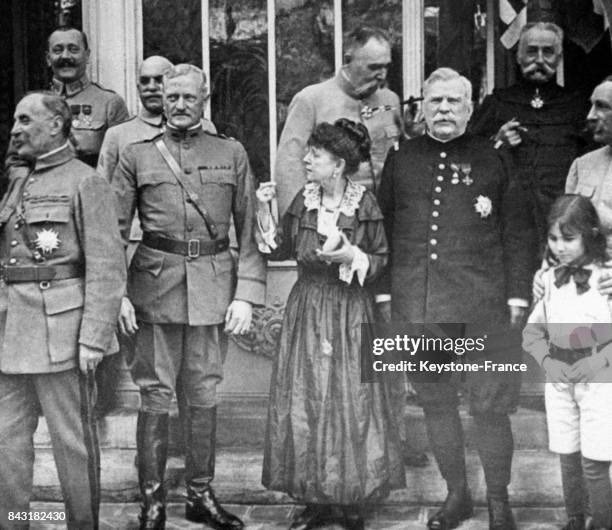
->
[138, 55, 173, 114]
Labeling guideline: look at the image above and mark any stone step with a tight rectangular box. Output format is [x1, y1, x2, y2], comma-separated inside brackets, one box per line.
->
[27, 501, 577, 529]
[33, 448, 567, 506]
[33, 402, 550, 451]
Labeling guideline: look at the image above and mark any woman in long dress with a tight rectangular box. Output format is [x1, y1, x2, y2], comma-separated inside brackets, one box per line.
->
[258, 119, 405, 530]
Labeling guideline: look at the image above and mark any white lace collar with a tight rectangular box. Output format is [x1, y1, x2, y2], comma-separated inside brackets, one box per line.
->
[302, 179, 365, 217]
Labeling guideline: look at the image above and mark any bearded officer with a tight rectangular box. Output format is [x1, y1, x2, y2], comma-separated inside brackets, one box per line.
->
[377, 68, 532, 529]
[0, 92, 125, 528]
[113, 64, 265, 530]
[47, 26, 129, 167]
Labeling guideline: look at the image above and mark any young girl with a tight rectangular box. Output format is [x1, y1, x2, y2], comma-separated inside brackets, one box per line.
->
[523, 194, 612, 530]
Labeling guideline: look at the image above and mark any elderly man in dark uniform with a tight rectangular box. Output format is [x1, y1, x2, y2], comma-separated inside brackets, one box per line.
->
[377, 68, 533, 530]
[113, 64, 266, 530]
[470, 22, 587, 260]
[0, 92, 125, 528]
[47, 26, 129, 167]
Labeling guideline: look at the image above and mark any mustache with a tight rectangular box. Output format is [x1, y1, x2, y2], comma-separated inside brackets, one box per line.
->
[55, 58, 77, 68]
[523, 63, 555, 75]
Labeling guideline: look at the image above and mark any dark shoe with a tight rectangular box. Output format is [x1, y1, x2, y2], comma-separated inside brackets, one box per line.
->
[561, 516, 586, 530]
[342, 505, 365, 530]
[137, 412, 169, 530]
[427, 490, 474, 530]
[488, 498, 517, 530]
[289, 505, 335, 530]
[185, 484, 244, 529]
[402, 445, 429, 468]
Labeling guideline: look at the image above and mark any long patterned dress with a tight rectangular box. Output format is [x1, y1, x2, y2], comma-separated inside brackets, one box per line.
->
[262, 180, 405, 505]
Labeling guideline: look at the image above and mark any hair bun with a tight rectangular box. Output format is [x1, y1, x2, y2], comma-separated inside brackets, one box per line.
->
[333, 118, 371, 162]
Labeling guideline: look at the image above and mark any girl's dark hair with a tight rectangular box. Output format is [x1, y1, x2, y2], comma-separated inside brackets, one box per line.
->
[546, 194, 608, 264]
[307, 118, 371, 175]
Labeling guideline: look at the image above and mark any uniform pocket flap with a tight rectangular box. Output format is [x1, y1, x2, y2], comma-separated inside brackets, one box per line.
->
[25, 203, 71, 223]
[576, 183, 595, 198]
[132, 249, 164, 276]
[72, 120, 105, 131]
[43, 280, 85, 315]
[198, 168, 235, 185]
[138, 170, 177, 187]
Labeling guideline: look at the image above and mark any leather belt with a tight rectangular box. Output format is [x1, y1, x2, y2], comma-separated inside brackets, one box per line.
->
[549, 344, 592, 365]
[0, 263, 83, 283]
[142, 232, 230, 258]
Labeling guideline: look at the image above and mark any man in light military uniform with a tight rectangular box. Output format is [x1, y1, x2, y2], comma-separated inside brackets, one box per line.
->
[275, 26, 404, 215]
[377, 68, 533, 530]
[113, 64, 265, 530]
[0, 93, 125, 528]
[48, 26, 129, 167]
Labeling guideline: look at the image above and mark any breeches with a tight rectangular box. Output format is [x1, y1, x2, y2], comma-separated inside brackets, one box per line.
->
[130, 322, 227, 413]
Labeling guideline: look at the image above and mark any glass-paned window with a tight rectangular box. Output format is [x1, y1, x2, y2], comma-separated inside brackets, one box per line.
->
[275, 0, 336, 137]
[424, 0, 488, 101]
[143, 0, 202, 65]
[209, 0, 269, 182]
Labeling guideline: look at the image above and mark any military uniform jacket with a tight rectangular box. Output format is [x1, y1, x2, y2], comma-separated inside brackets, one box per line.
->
[376, 133, 532, 325]
[51, 75, 129, 166]
[113, 126, 266, 325]
[470, 80, 587, 233]
[275, 71, 403, 215]
[0, 144, 126, 374]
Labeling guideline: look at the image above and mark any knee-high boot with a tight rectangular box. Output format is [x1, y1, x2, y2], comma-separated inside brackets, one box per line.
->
[137, 411, 169, 530]
[184, 406, 244, 529]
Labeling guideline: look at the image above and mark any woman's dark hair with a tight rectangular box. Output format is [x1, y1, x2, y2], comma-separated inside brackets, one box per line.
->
[307, 118, 371, 175]
[545, 194, 608, 264]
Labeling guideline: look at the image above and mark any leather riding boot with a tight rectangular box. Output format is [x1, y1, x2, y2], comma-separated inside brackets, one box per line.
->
[488, 498, 517, 530]
[137, 411, 169, 530]
[184, 406, 244, 529]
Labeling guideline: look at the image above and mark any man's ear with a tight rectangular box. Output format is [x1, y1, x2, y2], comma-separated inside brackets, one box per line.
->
[50, 115, 64, 137]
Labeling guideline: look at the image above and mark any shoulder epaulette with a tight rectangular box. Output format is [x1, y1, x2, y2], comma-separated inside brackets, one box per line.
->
[204, 130, 236, 141]
[91, 82, 119, 95]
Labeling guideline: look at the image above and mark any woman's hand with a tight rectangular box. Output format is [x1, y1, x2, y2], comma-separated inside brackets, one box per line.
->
[256, 182, 276, 204]
[317, 232, 355, 264]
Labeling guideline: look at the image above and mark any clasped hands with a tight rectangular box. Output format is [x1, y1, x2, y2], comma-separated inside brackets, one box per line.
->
[543, 355, 607, 385]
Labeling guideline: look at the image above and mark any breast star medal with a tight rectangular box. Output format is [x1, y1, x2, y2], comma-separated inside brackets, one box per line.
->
[531, 88, 544, 109]
[34, 228, 61, 255]
[474, 195, 492, 218]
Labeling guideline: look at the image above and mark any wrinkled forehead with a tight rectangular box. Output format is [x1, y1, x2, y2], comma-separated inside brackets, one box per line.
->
[424, 79, 469, 101]
[591, 81, 612, 105]
[48, 29, 86, 50]
[351, 37, 391, 64]
[140, 58, 172, 78]
[164, 73, 205, 95]
[519, 28, 560, 52]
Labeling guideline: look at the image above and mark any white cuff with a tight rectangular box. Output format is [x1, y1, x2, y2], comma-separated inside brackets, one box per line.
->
[256, 209, 278, 254]
[376, 294, 391, 303]
[339, 246, 369, 286]
[508, 298, 529, 308]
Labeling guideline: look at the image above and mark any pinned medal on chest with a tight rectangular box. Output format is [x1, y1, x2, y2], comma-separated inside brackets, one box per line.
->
[450, 163, 473, 186]
[531, 88, 544, 109]
[34, 228, 61, 255]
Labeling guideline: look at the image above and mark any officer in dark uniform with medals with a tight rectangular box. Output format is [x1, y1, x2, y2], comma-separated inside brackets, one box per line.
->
[377, 68, 533, 530]
[471, 22, 588, 263]
[47, 26, 129, 167]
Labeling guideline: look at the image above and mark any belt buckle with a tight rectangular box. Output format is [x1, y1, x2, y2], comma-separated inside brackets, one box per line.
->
[187, 239, 200, 258]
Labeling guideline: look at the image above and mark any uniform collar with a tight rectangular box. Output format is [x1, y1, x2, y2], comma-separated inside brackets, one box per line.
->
[139, 108, 164, 127]
[51, 74, 91, 97]
[34, 142, 74, 172]
[164, 122, 204, 142]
